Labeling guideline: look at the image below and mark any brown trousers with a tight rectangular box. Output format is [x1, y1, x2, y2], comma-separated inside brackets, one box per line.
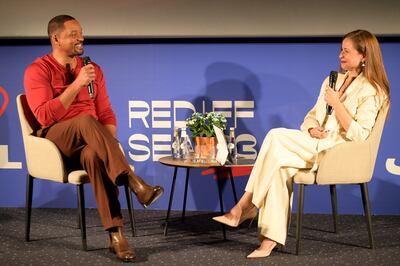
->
[38, 114, 132, 230]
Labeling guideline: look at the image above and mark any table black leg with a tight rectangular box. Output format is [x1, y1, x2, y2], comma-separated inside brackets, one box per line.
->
[164, 166, 178, 236]
[229, 168, 238, 205]
[182, 168, 190, 223]
[215, 167, 226, 240]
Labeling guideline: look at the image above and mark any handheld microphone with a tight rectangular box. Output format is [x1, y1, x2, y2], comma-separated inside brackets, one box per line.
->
[326, 70, 338, 115]
[83, 56, 94, 99]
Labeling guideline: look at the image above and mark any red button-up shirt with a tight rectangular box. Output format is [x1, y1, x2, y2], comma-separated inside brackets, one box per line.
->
[24, 54, 116, 128]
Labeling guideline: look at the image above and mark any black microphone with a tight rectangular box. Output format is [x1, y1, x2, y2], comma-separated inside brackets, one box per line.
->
[83, 56, 94, 99]
[326, 70, 338, 115]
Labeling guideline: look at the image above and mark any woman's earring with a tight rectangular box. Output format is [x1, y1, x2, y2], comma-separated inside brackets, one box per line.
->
[361, 61, 366, 67]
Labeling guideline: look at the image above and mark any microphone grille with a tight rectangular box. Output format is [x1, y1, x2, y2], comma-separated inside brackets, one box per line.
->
[83, 56, 91, 66]
[330, 70, 338, 82]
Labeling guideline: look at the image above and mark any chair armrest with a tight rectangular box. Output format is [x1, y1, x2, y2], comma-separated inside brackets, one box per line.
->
[316, 140, 372, 184]
[24, 135, 67, 182]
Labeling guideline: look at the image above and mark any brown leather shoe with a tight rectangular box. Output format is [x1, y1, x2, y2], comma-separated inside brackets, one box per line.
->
[109, 227, 136, 262]
[128, 174, 164, 208]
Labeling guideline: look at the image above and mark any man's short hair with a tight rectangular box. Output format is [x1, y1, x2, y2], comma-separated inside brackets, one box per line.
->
[47, 15, 76, 38]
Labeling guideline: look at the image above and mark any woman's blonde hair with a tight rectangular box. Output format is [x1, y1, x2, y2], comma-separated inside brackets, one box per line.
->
[343, 30, 390, 101]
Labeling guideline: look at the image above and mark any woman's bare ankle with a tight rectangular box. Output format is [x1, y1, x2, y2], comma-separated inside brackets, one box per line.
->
[236, 192, 253, 209]
[229, 204, 242, 216]
[259, 237, 277, 251]
[238, 202, 255, 213]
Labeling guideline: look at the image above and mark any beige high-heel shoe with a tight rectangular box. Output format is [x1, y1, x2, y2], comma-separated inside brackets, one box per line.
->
[212, 205, 257, 227]
[246, 242, 277, 259]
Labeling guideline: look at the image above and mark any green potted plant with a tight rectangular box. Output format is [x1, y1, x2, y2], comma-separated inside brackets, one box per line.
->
[186, 112, 227, 162]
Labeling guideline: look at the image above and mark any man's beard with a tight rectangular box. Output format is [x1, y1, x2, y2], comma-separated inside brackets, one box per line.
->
[74, 43, 84, 56]
[75, 48, 84, 56]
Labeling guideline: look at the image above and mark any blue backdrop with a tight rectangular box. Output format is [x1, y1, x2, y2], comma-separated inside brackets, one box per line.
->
[1, 41, 399, 215]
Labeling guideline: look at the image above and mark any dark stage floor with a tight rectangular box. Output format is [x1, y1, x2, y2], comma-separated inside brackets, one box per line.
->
[0, 208, 399, 265]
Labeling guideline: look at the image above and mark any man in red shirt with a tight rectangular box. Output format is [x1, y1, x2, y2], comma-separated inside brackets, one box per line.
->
[24, 15, 163, 262]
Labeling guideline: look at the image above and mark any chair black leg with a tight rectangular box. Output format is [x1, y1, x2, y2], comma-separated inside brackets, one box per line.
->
[287, 204, 292, 237]
[182, 168, 190, 223]
[280, 203, 292, 252]
[124, 185, 136, 237]
[77, 191, 81, 229]
[360, 183, 375, 249]
[296, 184, 305, 255]
[77, 184, 87, 251]
[330, 185, 338, 233]
[25, 174, 33, 242]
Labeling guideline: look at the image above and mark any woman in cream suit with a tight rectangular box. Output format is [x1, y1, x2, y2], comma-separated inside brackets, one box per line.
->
[213, 29, 390, 258]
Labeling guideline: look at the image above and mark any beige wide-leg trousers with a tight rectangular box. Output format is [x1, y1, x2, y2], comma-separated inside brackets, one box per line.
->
[245, 127, 319, 245]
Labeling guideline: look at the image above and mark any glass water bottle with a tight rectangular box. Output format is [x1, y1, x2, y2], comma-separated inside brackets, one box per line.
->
[171, 127, 182, 158]
[227, 127, 237, 163]
[180, 127, 193, 159]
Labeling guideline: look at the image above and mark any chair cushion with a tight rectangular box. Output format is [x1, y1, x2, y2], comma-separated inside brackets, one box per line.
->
[294, 170, 316, 185]
[68, 170, 90, 185]
[67, 166, 135, 185]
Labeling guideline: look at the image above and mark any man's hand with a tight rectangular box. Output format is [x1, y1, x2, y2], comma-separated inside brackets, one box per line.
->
[309, 127, 329, 139]
[74, 64, 95, 88]
[59, 64, 96, 109]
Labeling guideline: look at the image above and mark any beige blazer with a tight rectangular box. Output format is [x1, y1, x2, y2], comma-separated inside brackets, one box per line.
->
[300, 72, 385, 152]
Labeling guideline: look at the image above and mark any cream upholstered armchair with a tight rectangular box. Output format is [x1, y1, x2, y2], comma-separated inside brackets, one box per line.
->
[293, 102, 389, 255]
[16, 94, 136, 250]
